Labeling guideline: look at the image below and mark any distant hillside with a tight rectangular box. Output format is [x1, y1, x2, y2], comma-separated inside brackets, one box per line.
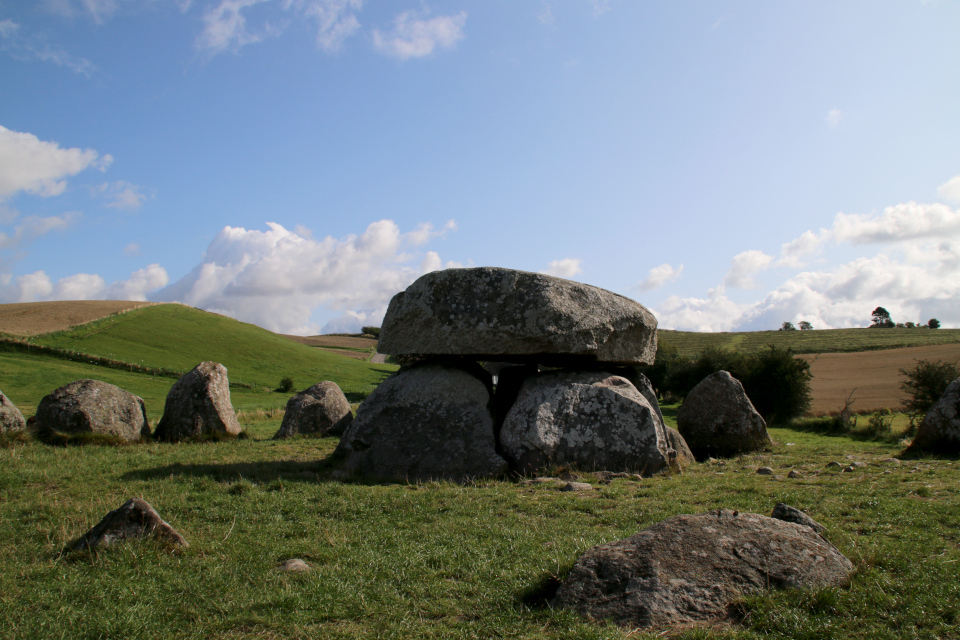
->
[0, 300, 155, 336]
[660, 327, 960, 359]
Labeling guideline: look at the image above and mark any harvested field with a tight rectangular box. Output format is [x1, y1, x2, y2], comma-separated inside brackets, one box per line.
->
[0, 300, 157, 336]
[281, 334, 378, 350]
[801, 343, 960, 414]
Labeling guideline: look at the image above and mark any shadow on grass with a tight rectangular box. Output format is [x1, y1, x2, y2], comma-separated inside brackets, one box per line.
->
[516, 572, 564, 610]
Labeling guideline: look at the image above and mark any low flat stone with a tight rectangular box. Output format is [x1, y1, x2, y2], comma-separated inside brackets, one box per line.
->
[560, 482, 594, 492]
[66, 498, 187, 553]
[279, 558, 312, 573]
[378, 267, 658, 366]
[552, 509, 853, 629]
[757, 466, 774, 475]
[35, 379, 149, 442]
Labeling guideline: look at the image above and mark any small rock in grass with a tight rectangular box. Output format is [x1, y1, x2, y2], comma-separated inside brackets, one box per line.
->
[787, 470, 803, 479]
[881, 458, 902, 466]
[851, 461, 868, 468]
[826, 461, 842, 469]
[521, 477, 561, 486]
[280, 558, 312, 573]
[65, 498, 187, 553]
[842, 465, 856, 473]
[757, 467, 774, 475]
[629, 474, 643, 481]
[560, 482, 593, 492]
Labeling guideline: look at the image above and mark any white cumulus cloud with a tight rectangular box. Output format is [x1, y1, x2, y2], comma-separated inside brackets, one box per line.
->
[94, 180, 148, 210]
[196, 0, 276, 53]
[373, 10, 466, 59]
[722, 249, 773, 289]
[0, 126, 107, 200]
[0, 212, 80, 251]
[8, 264, 168, 302]
[285, 0, 362, 52]
[637, 263, 683, 292]
[540, 258, 582, 279]
[937, 173, 960, 205]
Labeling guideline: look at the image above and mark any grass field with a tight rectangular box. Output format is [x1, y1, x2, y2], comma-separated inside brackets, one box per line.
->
[1, 414, 958, 639]
[0, 300, 154, 336]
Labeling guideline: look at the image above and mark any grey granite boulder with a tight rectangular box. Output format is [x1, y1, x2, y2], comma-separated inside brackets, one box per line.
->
[332, 361, 507, 482]
[677, 371, 770, 459]
[663, 426, 695, 466]
[499, 371, 669, 475]
[378, 267, 658, 366]
[906, 377, 960, 454]
[273, 381, 353, 439]
[66, 498, 188, 553]
[153, 362, 241, 442]
[0, 390, 26, 433]
[35, 379, 149, 442]
[552, 509, 853, 629]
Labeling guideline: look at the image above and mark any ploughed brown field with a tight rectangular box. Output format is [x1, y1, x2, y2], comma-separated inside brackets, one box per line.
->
[799, 343, 960, 414]
[0, 300, 156, 336]
[280, 334, 378, 350]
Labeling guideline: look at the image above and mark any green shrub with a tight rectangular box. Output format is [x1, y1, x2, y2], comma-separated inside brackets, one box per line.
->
[361, 326, 381, 337]
[899, 359, 960, 417]
[277, 376, 295, 393]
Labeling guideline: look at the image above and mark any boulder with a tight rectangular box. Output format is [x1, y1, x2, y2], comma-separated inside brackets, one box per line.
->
[273, 381, 353, 439]
[605, 367, 665, 427]
[906, 377, 960, 454]
[0, 390, 26, 433]
[663, 426, 695, 466]
[332, 361, 507, 482]
[499, 371, 669, 475]
[552, 509, 853, 629]
[66, 498, 188, 553]
[378, 267, 658, 366]
[677, 371, 770, 459]
[153, 362, 241, 442]
[34, 379, 149, 442]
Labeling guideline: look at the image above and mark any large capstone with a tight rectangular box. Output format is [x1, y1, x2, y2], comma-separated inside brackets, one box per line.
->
[34, 379, 149, 442]
[153, 362, 241, 442]
[906, 377, 960, 454]
[332, 361, 507, 482]
[677, 370, 770, 460]
[0, 390, 26, 433]
[273, 381, 353, 439]
[552, 509, 853, 629]
[499, 371, 669, 475]
[378, 267, 657, 366]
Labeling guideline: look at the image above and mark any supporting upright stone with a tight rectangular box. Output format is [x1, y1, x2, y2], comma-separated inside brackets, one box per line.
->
[677, 371, 770, 460]
[153, 362, 241, 442]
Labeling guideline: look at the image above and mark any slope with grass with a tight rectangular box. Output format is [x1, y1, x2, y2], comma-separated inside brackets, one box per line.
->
[0, 300, 155, 336]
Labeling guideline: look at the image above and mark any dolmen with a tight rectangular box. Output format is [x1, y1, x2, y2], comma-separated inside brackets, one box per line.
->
[34, 379, 150, 442]
[334, 267, 687, 482]
[153, 362, 241, 442]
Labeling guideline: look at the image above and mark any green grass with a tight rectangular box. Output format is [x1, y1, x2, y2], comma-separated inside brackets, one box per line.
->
[660, 327, 960, 358]
[1, 420, 958, 639]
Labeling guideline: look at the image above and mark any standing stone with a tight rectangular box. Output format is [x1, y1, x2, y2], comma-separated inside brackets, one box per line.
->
[378, 267, 658, 366]
[499, 371, 669, 475]
[907, 377, 960, 454]
[677, 371, 770, 459]
[663, 426, 696, 466]
[273, 381, 353, 439]
[34, 380, 149, 442]
[333, 361, 507, 482]
[0, 390, 26, 433]
[66, 498, 188, 553]
[552, 509, 853, 629]
[153, 362, 240, 442]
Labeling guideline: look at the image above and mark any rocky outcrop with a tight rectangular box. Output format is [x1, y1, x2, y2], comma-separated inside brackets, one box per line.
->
[677, 371, 770, 459]
[66, 498, 188, 553]
[378, 267, 658, 366]
[333, 361, 507, 482]
[552, 509, 853, 629]
[906, 377, 960, 454]
[499, 372, 668, 475]
[34, 379, 149, 442]
[153, 362, 241, 442]
[273, 381, 353, 439]
[0, 390, 26, 433]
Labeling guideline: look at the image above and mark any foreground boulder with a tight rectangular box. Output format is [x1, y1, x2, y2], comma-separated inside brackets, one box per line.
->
[34, 380, 149, 442]
[153, 362, 241, 442]
[906, 377, 960, 455]
[553, 509, 853, 629]
[378, 267, 658, 366]
[500, 371, 669, 475]
[273, 381, 353, 439]
[333, 361, 507, 482]
[66, 498, 188, 553]
[0, 390, 26, 433]
[677, 371, 770, 459]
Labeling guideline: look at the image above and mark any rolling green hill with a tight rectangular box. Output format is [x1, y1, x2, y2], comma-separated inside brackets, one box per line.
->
[659, 327, 960, 358]
[0, 303, 396, 418]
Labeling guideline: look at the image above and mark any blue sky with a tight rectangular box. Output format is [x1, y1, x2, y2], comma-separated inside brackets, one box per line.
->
[2, 0, 959, 334]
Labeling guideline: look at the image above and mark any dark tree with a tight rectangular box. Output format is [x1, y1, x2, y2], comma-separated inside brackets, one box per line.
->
[870, 306, 894, 328]
[900, 359, 960, 416]
[798, 321, 813, 331]
[927, 318, 941, 329]
[779, 321, 796, 331]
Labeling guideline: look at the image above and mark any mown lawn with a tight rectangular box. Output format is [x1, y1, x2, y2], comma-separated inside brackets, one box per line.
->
[1, 419, 958, 640]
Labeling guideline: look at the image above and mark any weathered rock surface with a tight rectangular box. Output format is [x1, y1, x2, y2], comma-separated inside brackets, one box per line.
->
[378, 267, 658, 366]
[771, 503, 826, 535]
[66, 498, 188, 553]
[34, 379, 149, 441]
[677, 371, 770, 459]
[0, 390, 26, 433]
[499, 371, 669, 475]
[907, 377, 960, 454]
[663, 426, 695, 466]
[153, 362, 241, 442]
[333, 361, 507, 482]
[273, 381, 353, 439]
[553, 509, 853, 629]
